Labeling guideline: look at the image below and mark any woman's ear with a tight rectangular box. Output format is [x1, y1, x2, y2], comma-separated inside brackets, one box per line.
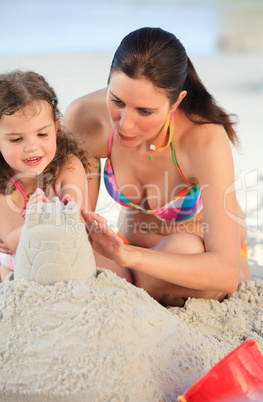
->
[169, 90, 187, 113]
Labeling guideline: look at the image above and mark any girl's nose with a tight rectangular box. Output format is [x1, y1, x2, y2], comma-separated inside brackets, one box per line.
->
[24, 139, 38, 153]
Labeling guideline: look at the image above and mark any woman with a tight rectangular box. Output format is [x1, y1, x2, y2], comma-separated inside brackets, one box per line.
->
[65, 27, 251, 306]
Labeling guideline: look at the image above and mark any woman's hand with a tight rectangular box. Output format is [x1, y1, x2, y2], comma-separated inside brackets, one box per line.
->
[81, 210, 128, 267]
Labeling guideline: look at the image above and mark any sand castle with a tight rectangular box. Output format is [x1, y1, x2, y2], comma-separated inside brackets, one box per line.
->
[14, 197, 96, 284]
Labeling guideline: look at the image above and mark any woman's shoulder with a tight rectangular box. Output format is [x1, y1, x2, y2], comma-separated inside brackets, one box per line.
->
[180, 114, 230, 152]
[64, 88, 109, 128]
[176, 112, 233, 181]
[64, 88, 111, 158]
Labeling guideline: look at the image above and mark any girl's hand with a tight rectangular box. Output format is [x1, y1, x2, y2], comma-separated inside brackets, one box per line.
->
[61, 194, 73, 205]
[0, 239, 12, 255]
[28, 190, 73, 206]
[27, 188, 49, 207]
[81, 210, 127, 267]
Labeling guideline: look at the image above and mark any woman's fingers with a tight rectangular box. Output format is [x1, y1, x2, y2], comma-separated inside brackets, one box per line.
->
[81, 209, 96, 231]
[89, 213, 107, 224]
[81, 211, 116, 237]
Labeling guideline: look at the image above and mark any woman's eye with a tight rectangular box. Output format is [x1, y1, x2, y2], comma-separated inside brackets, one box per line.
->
[139, 109, 152, 116]
[111, 98, 124, 106]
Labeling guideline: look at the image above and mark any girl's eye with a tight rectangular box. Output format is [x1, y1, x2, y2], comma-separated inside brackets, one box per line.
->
[10, 137, 22, 143]
[38, 133, 48, 137]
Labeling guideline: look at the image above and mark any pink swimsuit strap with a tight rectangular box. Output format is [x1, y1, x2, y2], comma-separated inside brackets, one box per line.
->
[9, 177, 28, 217]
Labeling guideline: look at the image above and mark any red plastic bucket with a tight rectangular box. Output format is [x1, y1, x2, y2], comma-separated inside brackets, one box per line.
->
[177, 339, 263, 402]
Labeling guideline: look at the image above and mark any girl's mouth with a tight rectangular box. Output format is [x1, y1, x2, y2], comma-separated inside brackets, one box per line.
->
[23, 157, 43, 166]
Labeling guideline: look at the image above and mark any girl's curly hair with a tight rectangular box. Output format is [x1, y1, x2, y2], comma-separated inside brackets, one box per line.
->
[0, 70, 90, 195]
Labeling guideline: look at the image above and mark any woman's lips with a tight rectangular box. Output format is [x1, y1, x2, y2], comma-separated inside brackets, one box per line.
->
[117, 131, 135, 141]
[23, 156, 43, 166]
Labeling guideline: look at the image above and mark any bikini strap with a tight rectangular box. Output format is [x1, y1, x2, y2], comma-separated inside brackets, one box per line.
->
[171, 142, 193, 187]
[52, 185, 61, 198]
[107, 129, 114, 158]
[9, 177, 28, 216]
[9, 177, 28, 201]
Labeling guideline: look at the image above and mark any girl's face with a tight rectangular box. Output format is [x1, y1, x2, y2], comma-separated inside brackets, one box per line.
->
[106, 71, 176, 148]
[0, 101, 57, 176]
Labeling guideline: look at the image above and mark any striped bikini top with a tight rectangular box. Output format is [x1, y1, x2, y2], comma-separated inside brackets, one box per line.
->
[104, 127, 203, 222]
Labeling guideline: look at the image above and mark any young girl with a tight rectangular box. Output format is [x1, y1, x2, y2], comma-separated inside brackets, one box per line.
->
[0, 70, 90, 281]
[65, 27, 251, 306]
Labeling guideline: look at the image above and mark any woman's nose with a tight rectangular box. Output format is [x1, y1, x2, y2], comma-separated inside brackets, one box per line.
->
[119, 109, 134, 131]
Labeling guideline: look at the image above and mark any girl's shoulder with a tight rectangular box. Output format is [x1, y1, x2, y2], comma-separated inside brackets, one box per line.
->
[53, 155, 86, 201]
[64, 88, 111, 158]
[59, 154, 85, 176]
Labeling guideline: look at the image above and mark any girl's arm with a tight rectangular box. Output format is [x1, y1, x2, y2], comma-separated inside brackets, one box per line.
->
[54, 155, 89, 212]
[0, 195, 24, 253]
[82, 125, 241, 294]
[0, 239, 12, 254]
[0, 189, 51, 253]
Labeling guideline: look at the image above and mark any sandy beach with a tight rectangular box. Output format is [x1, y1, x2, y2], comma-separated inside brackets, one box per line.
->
[0, 32, 263, 402]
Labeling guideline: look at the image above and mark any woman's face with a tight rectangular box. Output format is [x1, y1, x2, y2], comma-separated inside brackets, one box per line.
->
[106, 71, 174, 148]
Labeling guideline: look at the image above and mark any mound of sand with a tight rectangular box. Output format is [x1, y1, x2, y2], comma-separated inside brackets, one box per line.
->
[0, 270, 263, 401]
[0, 194, 262, 401]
